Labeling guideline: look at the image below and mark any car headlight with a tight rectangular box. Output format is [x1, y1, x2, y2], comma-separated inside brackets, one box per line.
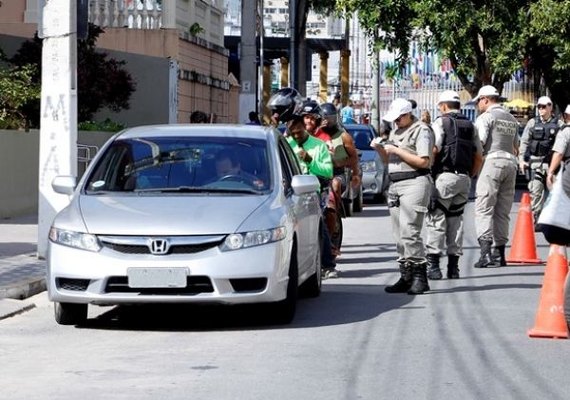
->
[221, 227, 287, 251]
[48, 227, 102, 252]
[360, 160, 376, 173]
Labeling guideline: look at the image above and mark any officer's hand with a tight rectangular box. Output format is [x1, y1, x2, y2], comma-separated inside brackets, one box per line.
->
[384, 144, 398, 154]
[519, 161, 528, 173]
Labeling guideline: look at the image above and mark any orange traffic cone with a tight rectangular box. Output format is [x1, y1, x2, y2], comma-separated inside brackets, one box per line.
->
[507, 192, 544, 264]
[528, 245, 569, 339]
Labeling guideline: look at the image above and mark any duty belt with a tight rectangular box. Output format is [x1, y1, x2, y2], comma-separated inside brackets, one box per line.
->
[485, 151, 516, 162]
[441, 166, 470, 175]
[389, 169, 430, 182]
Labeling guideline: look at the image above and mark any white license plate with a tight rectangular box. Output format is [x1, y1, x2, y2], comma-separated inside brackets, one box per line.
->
[127, 268, 187, 288]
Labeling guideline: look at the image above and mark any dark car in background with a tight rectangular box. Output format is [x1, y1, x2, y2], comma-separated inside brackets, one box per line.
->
[344, 124, 389, 203]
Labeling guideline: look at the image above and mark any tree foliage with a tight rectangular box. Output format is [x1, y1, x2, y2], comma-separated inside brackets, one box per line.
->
[9, 24, 136, 127]
[0, 62, 40, 129]
[336, 0, 570, 104]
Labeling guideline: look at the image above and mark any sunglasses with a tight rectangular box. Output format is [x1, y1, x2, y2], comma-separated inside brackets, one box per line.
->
[537, 104, 551, 109]
[477, 97, 486, 103]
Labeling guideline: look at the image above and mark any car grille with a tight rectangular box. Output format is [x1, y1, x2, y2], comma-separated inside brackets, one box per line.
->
[104, 276, 214, 295]
[98, 235, 226, 255]
[229, 278, 267, 292]
[57, 278, 90, 291]
[104, 242, 221, 255]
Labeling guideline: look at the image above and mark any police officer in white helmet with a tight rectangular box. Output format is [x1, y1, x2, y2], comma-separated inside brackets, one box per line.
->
[425, 90, 483, 279]
[473, 85, 520, 268]
[519, 96, 564, 224]
[371, 98, 434, 294]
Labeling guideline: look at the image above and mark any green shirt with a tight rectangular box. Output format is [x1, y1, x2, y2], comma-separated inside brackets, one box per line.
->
[286, 135, 333, 179]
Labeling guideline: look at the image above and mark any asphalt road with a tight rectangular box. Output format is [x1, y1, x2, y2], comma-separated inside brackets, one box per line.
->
[1, 200, 569, 400]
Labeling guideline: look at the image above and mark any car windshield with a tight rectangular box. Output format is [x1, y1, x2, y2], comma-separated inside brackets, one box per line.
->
[345, 126, 374, 151]
[84, 136, 271, 194]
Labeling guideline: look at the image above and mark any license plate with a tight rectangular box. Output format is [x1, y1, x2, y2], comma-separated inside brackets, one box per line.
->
[127, 267, 187, 288]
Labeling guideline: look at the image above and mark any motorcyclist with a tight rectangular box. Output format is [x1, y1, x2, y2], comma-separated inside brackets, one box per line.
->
[316, 102, 361, 257]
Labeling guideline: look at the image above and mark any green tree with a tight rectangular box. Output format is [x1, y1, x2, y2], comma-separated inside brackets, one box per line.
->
[0, 62, 40, 129]
[10, 24, 136, 127]
[339, 0, 531, 97]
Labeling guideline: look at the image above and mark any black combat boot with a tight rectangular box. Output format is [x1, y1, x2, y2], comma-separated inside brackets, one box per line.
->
[447, 255, 460, 279]
[426, 253, 442, 280]
[474, 238, 495, 268]
[385, 262, 413, 293]
[491, 245, 507, 267]
[408, 262, 430, 295]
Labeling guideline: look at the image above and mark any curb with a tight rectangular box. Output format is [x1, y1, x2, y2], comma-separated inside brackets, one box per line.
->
[0, 276, 46, 301]
[0, 298, 36, 321]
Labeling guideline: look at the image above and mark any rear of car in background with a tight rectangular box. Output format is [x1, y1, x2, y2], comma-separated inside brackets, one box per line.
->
[343, 124, 389, 203]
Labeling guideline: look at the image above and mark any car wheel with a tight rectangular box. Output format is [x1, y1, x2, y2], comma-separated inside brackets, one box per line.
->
[353, 186, 363, 212]
[301, 233, 322, 298]
[564, 274, 570, 330]
[54, 302, 88, 325]
[271, 247, 299, 324]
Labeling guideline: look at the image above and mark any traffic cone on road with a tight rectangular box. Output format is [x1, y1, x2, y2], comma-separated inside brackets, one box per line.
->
[507, 192, 544, 265]
[528, 245, 569, 339]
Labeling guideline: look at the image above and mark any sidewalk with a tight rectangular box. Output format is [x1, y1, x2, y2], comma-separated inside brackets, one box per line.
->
[0, 214, 46, 320]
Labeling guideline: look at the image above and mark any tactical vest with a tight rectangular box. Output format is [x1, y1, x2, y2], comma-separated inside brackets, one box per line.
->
[434, 113, 475, 175]
[486, 107, 518, 155]
[529, 117, 559, 157]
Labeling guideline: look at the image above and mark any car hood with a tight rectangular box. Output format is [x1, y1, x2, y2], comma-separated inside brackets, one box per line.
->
[77, 194, 270, 235]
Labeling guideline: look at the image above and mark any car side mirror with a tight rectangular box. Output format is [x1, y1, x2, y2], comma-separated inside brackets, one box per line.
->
[291, 175, 320, 195]
[52, 175, 77, 195]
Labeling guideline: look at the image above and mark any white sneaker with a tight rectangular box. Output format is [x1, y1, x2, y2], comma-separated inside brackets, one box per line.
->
[323, 268, 339, 279]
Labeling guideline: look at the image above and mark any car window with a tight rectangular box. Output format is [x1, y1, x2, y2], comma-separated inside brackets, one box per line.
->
[84, 136, 271, 194]
[279, 136, 302, 176]
[345, 126, 374, 151]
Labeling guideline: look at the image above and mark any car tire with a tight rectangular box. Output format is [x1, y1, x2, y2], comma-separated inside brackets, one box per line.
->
[564, 274, 570, 330]
[54, 302, 88, 325]
[373, 193, 385, 204]
[271, 247, 299, 324]
[353, 186, 363, 212]
[301, 233, 322, 298]
[343, 198, 353, 217]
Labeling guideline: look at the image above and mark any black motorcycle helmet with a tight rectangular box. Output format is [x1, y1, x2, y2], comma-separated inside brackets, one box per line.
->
[320, 102, 340, 132]
[301, 99, 322, 123]
[268, 88, 304, 123]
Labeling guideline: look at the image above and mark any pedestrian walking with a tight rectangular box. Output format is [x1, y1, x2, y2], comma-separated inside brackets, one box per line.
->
[371, 98, 434, 294]
[341, 100, 356, 124]
[518, 96, 563, 223]
[246, 111, 261, 125]
[472, 85, 520, 268]
[425, 90, 483, 279]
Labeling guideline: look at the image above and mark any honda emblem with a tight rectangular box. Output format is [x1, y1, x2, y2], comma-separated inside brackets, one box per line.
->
[148, 238, 170, 255]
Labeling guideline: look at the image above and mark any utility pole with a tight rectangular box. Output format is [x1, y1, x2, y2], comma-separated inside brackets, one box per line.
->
[37, 0, 78, 258]
[240, 0, 258, 123]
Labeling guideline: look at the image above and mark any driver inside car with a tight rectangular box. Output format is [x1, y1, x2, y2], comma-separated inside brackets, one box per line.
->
[213, 149, 262, 188]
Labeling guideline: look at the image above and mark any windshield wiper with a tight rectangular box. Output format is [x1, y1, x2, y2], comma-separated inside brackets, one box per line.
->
[135, 186, 262, 195]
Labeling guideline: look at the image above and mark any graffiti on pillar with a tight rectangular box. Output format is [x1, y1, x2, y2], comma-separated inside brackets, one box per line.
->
[43, 94, 65, 122]
[40, 145, 60, 188]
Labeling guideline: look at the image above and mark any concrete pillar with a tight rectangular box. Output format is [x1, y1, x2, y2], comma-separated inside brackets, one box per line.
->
[162, 0, 177, 29]
[38, 0, 78, 258]
[280, 57, 289, 88]
[319, 52, 329, 103]
[340, 48, 350, 106]
[239, 0, 258, 123]
[263, 63, 272, 124]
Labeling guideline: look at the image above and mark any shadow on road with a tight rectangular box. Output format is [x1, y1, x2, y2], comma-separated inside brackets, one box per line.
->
[76, 283, 412, 332]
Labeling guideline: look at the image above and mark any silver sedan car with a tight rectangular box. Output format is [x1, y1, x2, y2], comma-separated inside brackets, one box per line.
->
[48, 125, 322, 325]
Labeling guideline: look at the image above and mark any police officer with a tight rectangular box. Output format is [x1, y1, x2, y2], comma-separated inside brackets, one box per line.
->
[519, 96, 564, 223]
[472, 85, 520, 268]
[371, 98, 434, 294]
[425, 91, 483, 280]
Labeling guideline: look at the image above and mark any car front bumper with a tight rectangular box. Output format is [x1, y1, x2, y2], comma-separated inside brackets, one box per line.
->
[47, 240, 290, 306]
